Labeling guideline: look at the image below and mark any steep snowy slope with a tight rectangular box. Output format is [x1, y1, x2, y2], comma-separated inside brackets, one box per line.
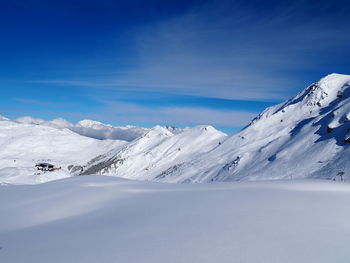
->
[0, 120, 126, 184]
[80, 73, 350, 183]
[81, 125, 227, 181]
[159, 73, 350, 182]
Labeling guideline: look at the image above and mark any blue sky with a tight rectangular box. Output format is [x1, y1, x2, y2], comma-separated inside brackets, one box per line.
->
[1, 0, 350, 133]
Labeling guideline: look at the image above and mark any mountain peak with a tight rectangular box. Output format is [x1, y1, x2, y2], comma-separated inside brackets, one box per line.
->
[146, 125, 174, 137]
[77, 119, 107, 128]
[288, 73, 350, 109]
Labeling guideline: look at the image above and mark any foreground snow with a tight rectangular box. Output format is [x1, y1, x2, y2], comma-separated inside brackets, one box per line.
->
[1, 176, 350, 263]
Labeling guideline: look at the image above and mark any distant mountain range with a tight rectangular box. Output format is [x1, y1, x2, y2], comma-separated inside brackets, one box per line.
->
[14, 116, 149, 141]
[1, 73, 350, 184]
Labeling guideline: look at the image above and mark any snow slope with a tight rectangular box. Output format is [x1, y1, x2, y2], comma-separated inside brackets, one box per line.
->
[1, 175, 350, 263]
[80, 74, 350, 182]
[0, 116, 197, 185]
[0, 120, 126, 184]
[0, 117, 193, 184]
[183, 73, 350, 182]
[83, 73, 350, 183]
[82, 125, 227, 182]
[2, 73, 350, 184]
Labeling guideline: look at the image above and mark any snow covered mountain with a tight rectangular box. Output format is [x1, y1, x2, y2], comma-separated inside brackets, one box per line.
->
[0, 119, 127, 184]
[1, 73, 350, 184]
[81, 125, 226, 181]
[15, 117, 148, 141]
[0, 117, 190, 184]
[80, 73, 350, 182]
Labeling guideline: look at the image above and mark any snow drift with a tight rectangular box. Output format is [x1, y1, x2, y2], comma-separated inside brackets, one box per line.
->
[1, 175, 350, 263]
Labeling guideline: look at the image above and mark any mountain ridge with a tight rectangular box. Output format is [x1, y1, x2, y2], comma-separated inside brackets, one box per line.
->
[1, 73, 350, 184]
[78, 73, 350, 183]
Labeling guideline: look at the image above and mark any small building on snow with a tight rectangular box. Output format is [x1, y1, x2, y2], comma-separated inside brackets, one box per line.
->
[35, 163, 55, 172]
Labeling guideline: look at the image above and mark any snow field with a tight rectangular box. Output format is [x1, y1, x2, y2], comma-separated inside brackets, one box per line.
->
[1, 176, 350, 263]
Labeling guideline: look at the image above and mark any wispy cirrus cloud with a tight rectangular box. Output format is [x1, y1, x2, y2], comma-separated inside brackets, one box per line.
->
[117, 0, 350, 100]
[15, 98, 77, 108]
[29, 0, 350, 102]
[12, 0, 350, 131]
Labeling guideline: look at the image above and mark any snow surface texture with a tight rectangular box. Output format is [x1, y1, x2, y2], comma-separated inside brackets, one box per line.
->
[1, 175, 350, 263]
[2, 73, 350, 184]
[80, 73, 350, 183]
